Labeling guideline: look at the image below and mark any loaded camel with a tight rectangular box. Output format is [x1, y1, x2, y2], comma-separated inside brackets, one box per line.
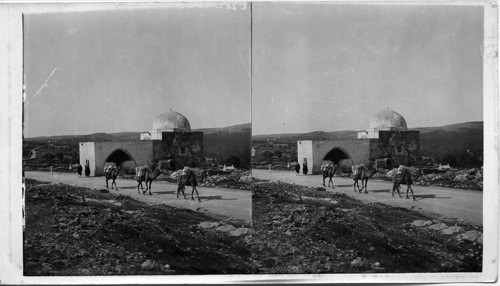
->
[321, 164, 337, 188]
[177, 168, 201, 202]
[352, 164, 378, 194]
[392, 167, 421, 201]
[136, 165, 162, 195]
[104, 166, 119, 190]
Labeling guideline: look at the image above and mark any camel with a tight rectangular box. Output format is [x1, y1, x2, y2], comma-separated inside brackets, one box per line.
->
[392, 168, 419, 200]
[322, 165, 337, 188]
[177, 169, 201, 202]
[104, 166, 119, 190]
[352, 164, 378, 194]
[136, 165, 162, 195]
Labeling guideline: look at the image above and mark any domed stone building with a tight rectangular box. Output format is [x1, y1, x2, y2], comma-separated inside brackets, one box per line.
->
[297, 109, 420, 174]
[79, 110, 204, 176]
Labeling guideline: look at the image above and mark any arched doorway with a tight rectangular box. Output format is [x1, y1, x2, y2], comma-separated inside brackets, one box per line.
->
[322, 147, 353, 171]
[105, 149, 136, 172]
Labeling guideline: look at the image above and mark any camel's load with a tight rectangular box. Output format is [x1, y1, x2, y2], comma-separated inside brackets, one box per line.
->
[136, 165, 152, 177]
[104, 165, 116, 174]
[321, 163, 335, 171]
[352, 164, 367, 176]
[170, 167, 205, 181]
[386, 166, 419, 179]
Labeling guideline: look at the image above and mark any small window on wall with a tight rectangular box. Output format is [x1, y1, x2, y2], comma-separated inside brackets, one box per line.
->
[396, 146, 403, 154]
[180, 147, 188, 155]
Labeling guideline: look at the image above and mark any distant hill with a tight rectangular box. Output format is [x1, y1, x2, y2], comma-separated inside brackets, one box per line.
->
[253, 130, 357, 142]
[200, 123, 251, 167]
[253, 121, 484, 159]
[413, 121, 483, 158]
[27, 132, 117, 143]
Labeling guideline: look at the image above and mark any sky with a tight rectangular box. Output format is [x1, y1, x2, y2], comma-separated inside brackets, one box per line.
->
[24, 4, 484, 137]
[252, 3, 484, 135]
[24, 6, 251, 137]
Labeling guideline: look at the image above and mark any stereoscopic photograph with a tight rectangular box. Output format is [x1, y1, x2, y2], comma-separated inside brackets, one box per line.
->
[22, 4, 252, 275]
[250, 2, 486, 274]
[0, 1, 497, 284]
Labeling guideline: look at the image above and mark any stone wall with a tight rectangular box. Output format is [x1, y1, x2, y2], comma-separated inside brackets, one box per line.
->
[375, 131, 420, 167]
[79, 142, 96, 176]
[312, 140, 372, 174]
[152, 132, 204, 169]
[297, 141, 314, 174]
[298, 139, 373, 174]
[79, 141, 154, 176]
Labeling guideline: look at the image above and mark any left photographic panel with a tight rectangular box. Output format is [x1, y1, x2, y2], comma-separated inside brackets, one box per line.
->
[23, 4, 252, 276]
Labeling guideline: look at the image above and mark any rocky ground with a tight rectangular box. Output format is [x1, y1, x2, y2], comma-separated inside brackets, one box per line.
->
[251, 181, 483, 274]
[24, 179, 253, 275]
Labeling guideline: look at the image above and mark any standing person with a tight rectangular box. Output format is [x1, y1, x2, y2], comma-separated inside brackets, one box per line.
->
[268, 163, 272, 173]
[49, 166, 54, 175]
[84, 160, 90, 177]
[77, 164, 83, 177]
[294, 162, 300, 175]
[302, 163, 308, 175]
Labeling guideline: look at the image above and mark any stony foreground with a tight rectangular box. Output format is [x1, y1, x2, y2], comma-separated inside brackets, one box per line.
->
[251, 181, 482, 273]
[24, 179, 253, 275]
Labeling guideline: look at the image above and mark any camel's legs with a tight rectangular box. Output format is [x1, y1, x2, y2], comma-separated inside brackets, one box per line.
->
[323, 177, 326, 187]
[191, 186, 201, 202]
[353, 180, 359, 192]
[407, 185, 416, 200]
[106, 179, 109, 189]
[148, 181, 152, 195]
[329, 178, 334, 188]
[397, 184, 403, 198]
[363, 179, 368, 194]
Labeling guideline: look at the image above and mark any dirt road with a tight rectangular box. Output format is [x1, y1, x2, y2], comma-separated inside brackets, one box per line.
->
[25, 171, 251, 223]
[253, 169, 483, 226]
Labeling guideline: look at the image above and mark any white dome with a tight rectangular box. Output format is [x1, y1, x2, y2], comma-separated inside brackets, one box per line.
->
[369, 109, 407, 131]
[152, 110, 191, 132]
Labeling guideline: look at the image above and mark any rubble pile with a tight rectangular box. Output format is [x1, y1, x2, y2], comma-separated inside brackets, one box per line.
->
[413, 168, 482, 190]
[24, 180, 252, 275]
[251, 181, 482, 273]
[200, 170, 252, 190]
[376, 167, 483, 191]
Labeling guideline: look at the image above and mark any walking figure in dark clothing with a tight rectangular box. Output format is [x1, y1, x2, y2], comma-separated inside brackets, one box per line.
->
[302, 163, 308, 175]
[77, 164, 83, 177]
[295, 163, 300, 175]
[84, 160, 90, 177]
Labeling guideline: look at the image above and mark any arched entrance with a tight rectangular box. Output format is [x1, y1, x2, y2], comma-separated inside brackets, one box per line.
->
[322, 147, 353, 170]
[105, 149, 136, 172]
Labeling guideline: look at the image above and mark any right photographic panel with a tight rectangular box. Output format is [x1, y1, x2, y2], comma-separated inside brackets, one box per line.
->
[250, 2, 491, 277]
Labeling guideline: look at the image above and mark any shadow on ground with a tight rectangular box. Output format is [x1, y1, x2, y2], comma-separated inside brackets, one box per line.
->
[414, 194, 451, 200]
[153, 191, 177, 195]
[199, 195, 237, 201]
